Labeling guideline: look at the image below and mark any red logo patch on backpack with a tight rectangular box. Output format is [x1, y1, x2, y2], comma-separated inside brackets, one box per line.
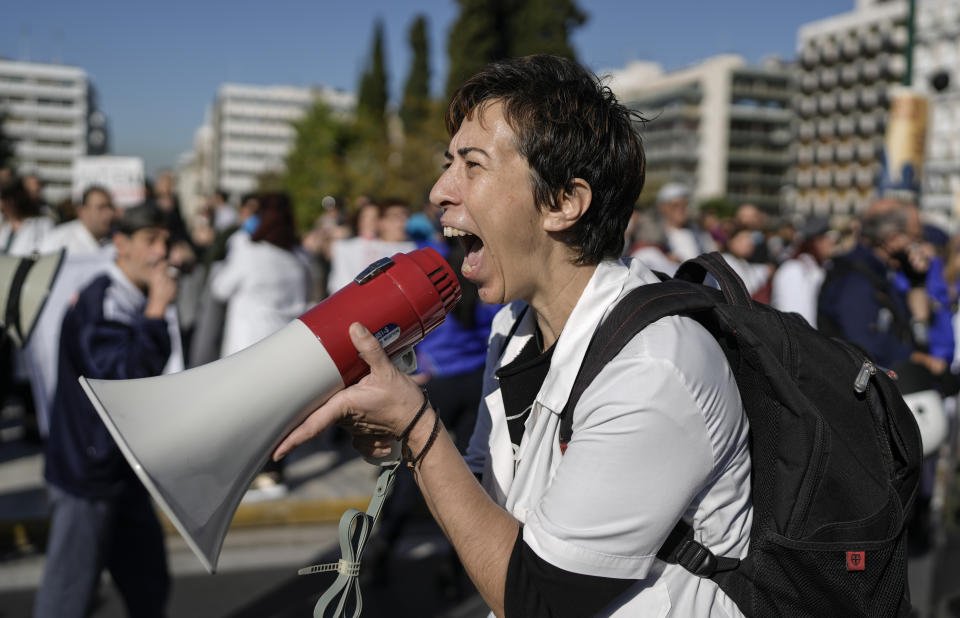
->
[846, 551, 865, 571]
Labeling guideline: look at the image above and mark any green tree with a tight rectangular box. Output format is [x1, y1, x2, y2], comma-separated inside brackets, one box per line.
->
[509, 0, 586, 59]
[445, 0, 587, 99]
[274, 101, 357, 228]
[357, 19, 389, 133]
[445, 0, 509, 100]
[0, 110, 12, 169]
[400, 15, 432, 133]
[383, 100, 450, 206]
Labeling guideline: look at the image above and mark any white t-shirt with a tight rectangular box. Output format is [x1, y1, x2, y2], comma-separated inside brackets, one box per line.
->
[327, 237, 416, 294]
[771, 253, 825, 328]
[467, 258, 752, 617]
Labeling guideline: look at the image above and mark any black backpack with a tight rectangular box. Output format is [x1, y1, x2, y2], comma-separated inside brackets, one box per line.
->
[561, 253, 922, 617]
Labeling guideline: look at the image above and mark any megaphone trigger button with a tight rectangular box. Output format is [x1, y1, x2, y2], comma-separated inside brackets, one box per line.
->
[354, 257, 395, 285]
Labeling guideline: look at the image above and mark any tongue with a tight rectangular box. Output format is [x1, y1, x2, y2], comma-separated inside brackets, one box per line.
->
[463, 239, 484, 272]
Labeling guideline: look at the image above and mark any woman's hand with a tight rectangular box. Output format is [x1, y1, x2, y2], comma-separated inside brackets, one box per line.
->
[272, 322, 426, 461]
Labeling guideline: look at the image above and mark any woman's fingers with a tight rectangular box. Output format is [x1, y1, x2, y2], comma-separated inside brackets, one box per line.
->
[272, 394, 343, 461]
[349, 323, 396, 375]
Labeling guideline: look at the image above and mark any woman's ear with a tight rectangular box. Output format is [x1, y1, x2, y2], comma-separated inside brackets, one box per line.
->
[543, 179, 592, 233]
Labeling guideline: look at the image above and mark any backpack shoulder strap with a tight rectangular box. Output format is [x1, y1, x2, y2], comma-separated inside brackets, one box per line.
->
[675, 252, 754, 308]
[559, 276, 738, 578]
[559, 279, 719, 445]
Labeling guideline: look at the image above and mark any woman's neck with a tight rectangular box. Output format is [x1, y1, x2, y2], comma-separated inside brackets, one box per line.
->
[528, 261, 598, 351]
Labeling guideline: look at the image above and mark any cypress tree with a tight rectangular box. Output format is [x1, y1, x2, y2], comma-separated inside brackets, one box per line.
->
[357, 19, 389, 131]
[0, 111, 12, 169]
[509, 0, 587, 59]
[444, 0, 587, 100]
[445, 0, 509, 101]
[400, 15, 432, 132]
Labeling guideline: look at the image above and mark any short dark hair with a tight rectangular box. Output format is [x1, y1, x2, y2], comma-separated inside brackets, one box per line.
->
[378, 198, 409, 216]
[215, 189, 229, 203]
[81, 185, 111, 207]
[240, 192, 259, 207]
[861, 209, 907, 246]
[0, 178, 40, 219]
[446, 55, 646, 264]
[115, 201, 168, 235]
[251, 192, 299, 250]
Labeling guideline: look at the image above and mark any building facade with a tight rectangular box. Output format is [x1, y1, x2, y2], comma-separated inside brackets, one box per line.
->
[0, 59, 107, 204]
[609, 55, 794, 212]
[210, 83, 354, 198]
[790, 0, 910, 215]
[914, 0, 960, 216]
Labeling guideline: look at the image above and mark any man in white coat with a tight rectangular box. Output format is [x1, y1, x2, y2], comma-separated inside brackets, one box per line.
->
[275, 56, 751, 617]
[41, 186, 116, 255]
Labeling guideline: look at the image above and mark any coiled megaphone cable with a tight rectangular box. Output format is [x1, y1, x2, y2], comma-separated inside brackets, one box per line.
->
[299, 458, 400, 618]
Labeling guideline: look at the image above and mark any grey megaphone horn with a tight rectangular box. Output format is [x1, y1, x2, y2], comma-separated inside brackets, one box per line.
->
[79, 248, 461, 573]
[0, 250, 65, 347]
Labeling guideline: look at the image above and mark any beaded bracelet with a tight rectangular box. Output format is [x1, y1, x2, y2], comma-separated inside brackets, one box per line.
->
[406, 415, 442, 469]
[396, 389, 429, 442]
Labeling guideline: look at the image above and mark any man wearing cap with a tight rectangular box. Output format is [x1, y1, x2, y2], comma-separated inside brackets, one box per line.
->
[770, 217, 836, 327]
[656, 182, 715, 262]
[36, 202, 183, 618]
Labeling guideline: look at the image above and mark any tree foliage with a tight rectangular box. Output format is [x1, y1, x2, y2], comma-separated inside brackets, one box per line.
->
[275, 3, 589, 226]
[445, 0, 587, 99]
[357, 19, 389, 133]
[267, 102, 367, 229]
[0, 110, 12, 169]
[509, 0, 587, 59]
[445, 0, 509, 101]
[400, 15, 432, 133]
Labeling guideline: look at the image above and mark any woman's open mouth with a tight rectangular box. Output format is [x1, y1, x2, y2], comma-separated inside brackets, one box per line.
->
[444, 226, 485, 276]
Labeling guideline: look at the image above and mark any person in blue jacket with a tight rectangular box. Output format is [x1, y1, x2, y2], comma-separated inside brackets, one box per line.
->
[35, 202, 181, 618]
[818, 203, 942, 374]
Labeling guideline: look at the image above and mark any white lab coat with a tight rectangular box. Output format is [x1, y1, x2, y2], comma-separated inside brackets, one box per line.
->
[40, 219, 104, 255]
[770, 253, 825, 328]
[0, 216, 55, 256]
[210, 240, 312, 357]
[722, 253, 771, 296]
[467, 258, 751, 617]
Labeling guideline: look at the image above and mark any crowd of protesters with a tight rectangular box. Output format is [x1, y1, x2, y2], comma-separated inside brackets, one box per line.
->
[627, 181, 960, 553]
[3, 163, 960, 612]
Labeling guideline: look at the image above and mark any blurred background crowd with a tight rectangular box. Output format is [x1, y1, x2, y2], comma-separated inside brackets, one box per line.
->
[4, 0, 960, 613]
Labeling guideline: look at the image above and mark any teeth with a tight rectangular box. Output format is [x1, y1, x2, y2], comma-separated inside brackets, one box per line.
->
[443, 226, 471, 237]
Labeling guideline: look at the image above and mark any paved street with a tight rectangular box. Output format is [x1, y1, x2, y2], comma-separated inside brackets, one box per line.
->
[0, 411, 486, 618]
[3, 407, 960, 617]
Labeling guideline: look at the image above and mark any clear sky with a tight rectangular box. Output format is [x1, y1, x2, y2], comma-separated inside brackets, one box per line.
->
[1, 0, 854, 175]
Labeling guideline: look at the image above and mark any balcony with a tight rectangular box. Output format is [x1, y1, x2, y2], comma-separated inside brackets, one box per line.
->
[728, 105, 793, 123]
[221, 119, 296, 140]
[727, 148, 791, 165]
[4, 102, 86, 121]
[0, 80, 85, 100]
[14, 142, 85, 160]
[220, 139, 291, 158]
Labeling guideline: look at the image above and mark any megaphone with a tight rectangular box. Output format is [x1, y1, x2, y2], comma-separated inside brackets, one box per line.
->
[896, 362, 948, 457]
[0, 250, 65, 347]
[79, 248, 460, 573]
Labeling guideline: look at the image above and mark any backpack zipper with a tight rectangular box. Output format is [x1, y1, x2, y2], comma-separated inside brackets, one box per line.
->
[854, 360, 877, 394]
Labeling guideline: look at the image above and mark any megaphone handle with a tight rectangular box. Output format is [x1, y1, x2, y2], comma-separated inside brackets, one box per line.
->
[299, 460, 400, 618]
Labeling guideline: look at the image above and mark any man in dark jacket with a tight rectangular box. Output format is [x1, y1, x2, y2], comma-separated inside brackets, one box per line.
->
[35, 203, 180, 618]
[818, 202, 937, 372]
